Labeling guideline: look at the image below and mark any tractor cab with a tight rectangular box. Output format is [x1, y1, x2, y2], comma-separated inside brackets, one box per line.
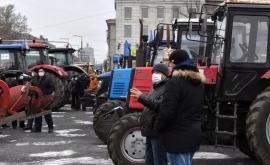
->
[26, 43, 49, 68]
[48, 48, 75, 67]
[0, 44, 27, 78]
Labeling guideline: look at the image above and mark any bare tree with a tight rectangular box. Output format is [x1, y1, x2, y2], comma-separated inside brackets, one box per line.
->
[179, 0, 204, 18]
[0, 4, 29, 40]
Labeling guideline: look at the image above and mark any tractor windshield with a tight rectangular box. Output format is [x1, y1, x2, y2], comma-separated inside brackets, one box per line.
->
[49, 52, 68, 66]
[25, 48, 48, 68]
[0, 50, 24, 70]
[230, 15, 269, 63]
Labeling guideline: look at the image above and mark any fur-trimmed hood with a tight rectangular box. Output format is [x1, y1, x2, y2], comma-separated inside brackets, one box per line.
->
[172, 69, 206, 84]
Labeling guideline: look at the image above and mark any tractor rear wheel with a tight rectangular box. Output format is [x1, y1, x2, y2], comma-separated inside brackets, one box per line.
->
[46, 72, 65, 111]
[93, 100, 126, 144]
[107, 112, 145, 165]
[246, 87, 270, 164]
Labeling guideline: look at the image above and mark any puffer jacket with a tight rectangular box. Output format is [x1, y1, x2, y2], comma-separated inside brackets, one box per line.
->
[154, 68, 205, 153]
[138, 79, 167, 137]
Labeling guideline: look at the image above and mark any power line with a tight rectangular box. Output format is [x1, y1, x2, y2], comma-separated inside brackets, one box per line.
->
[33, 10, 115, 30]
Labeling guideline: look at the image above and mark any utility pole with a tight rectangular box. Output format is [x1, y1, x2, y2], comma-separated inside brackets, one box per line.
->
[74, 35, 83, 62]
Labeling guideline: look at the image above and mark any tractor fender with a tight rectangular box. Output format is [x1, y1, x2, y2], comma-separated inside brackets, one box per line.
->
[0, 80, 10, 118]
[28, 64, 68, 78]
[63, 65, 89, 76]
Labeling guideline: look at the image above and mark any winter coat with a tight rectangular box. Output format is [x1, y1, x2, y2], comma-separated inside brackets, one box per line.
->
[89, 73, 97, 92]
[31, 74, 55, 96]
[138, 80, 167, 137]
[154, 69, 205, 153]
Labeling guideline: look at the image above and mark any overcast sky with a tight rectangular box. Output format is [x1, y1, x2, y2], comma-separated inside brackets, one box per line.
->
[0, 0, 115, 63]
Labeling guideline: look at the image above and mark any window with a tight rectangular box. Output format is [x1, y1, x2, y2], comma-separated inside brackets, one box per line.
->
[142, 7, 149, 18]
[124, 25, 132, 38]
[172, 7, 180, 19]
[143, 25, 148, 35]
[124, 7, 132, 19]
[157, 7, 165, 19]
[230, 15, 269, 63]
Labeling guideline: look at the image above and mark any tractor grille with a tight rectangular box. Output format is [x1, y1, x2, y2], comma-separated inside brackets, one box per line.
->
[112, 82, 125, 95]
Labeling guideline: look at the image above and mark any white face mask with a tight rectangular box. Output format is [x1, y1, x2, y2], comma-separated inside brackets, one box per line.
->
[38, 72, 45, 77]
[31, 72, 36, 77]
[19, 75, 24, 80]
[152, 73, 162, 84]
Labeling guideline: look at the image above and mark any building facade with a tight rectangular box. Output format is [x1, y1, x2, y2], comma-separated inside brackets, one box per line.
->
[115, 0, 203, 55]
[80, 45, 95, 64]
[106, 19, 116, 69]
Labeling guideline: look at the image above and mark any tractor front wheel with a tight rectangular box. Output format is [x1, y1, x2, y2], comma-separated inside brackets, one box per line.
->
[107, 112, 145, 165]
[246, 87, 270, 164]
[46, 72, 65, 111]
[93, 100, 126, 144]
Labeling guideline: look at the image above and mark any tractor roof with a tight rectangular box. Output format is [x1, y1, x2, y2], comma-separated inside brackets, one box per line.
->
[0, 44, 27, 50]
[48, 48, 75, 53]
[223, 0, 270, 8]
[28, 43, 48, 48]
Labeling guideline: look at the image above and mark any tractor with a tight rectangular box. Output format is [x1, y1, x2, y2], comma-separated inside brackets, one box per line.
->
[0, 43, 52, 126]
[105, 0, 270, 165]
[93, 19, 214, 146]
[48, 47, 89, 104]
[26, 42, 68, 110]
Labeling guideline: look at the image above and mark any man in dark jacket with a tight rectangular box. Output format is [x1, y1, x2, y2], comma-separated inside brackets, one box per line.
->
[154, 49, 205, 165]
[130, 63, 169, 165]
[31, 68, 55, 133]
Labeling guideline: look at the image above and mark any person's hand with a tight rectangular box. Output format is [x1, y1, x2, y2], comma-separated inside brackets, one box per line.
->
[130, 88, 143, 100]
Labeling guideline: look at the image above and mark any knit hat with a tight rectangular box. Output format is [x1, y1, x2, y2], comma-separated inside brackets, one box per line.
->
[169, 49, 198, 72]
[153, 63, 169, 77]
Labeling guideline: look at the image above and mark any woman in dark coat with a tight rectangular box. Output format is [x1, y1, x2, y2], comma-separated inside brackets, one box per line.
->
[130, 63, 169, 165]
[154, 49, 206, 165]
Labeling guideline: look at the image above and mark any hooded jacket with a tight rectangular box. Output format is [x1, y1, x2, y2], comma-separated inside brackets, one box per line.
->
[154, 68, 205, 153]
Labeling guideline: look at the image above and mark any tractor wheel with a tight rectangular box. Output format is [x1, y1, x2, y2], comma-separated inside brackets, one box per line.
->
[93, 100, 126, 144]
[107, 112, 145, 165]
[46, 72, 66, 111]
[246, 87, 270, 164]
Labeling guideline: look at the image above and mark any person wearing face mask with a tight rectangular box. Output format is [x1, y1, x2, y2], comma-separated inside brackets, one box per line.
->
[31, 68, 55, 133]
[130, 63, 169, 165]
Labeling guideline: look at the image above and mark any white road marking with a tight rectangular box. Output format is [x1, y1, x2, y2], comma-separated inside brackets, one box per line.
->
[193, 152, 231, 159]
[52, 115, 64, 118]
[29, 150, 76, 158]
[37, 157, 113, 165]
[85, 112, 93, 115]
[8, 140, 16, 143]
[16, 142, 30, 146]
[70, 117, 76, 119]
[97, 145, 107, 148]
[74, 120, 93, 125]
[33, 141, 74, 146]
[0, 135, 10, 138]
[52, 112, 66, 114]
[54, 129, 87, 137]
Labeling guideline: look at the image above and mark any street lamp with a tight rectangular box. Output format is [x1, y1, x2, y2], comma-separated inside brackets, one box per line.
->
[74, 35, 83, 62]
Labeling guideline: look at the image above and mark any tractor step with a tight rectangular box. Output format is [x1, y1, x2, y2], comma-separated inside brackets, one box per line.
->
[215, 102, 238, 148]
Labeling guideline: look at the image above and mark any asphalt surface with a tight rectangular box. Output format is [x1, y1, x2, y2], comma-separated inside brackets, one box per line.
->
[0, 105, 260, 165]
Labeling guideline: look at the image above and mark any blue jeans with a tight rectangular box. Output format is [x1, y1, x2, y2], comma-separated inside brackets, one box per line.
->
[167, 152, 195, 165]
[145, 137, 167, 165]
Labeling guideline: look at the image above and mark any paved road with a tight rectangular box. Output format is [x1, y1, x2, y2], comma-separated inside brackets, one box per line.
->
[0, 105, 260, 165]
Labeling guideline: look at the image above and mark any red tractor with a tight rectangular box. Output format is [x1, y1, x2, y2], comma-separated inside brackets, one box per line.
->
[0, 43, 53, 126]
[105, 1, 270, 165]
[26, 42, 68, 110]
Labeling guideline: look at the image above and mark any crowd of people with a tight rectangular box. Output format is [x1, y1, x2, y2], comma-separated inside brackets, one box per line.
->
[131, 49, 205, 165]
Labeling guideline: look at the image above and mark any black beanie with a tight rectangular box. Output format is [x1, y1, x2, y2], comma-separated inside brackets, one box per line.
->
[169, 49, 190, 65]
[153, 63, 169, 77]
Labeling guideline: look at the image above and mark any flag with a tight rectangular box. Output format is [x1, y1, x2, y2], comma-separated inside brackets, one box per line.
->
[131, 48, 136, 57]
[124, 40, 130, 57]
[149, 30, 154, 42]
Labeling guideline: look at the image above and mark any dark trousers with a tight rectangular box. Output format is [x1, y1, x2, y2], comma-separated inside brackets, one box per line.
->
[34, 114, 53, 130]
[71, 92, 80, 109]
[26, 119, 34, 128]
[145, 137, 167, 165]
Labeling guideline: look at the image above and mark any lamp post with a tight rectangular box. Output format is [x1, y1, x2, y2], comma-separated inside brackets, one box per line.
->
[74, 35, 83, 62]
